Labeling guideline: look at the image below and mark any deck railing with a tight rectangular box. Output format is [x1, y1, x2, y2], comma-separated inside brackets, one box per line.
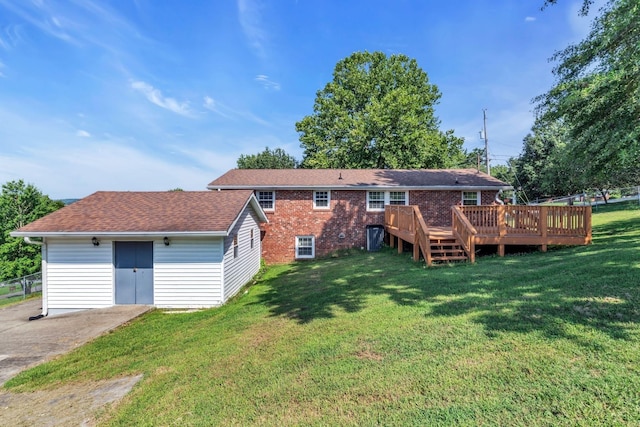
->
[385, 205, 431, 263]
[457, 205, 592, 240]
[451, 207, 477, 263]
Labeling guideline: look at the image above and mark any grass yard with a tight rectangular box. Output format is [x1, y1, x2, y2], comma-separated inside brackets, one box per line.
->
[5, 202, 640, 426]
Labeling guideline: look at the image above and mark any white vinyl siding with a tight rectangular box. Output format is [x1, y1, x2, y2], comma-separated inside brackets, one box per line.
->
[367, 191, 409, 211]
[313, 190, 330, 209]
[154, 239, 224, 308]
[223, 207, 262, 301]
[46, 239, 114, 312]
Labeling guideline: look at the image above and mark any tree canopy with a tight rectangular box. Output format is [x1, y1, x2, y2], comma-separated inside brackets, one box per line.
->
[536, 0, 640, 188]
[237, 147, 299, 169]
[296, 51, 465, 169]
[0, 180, 63, 280]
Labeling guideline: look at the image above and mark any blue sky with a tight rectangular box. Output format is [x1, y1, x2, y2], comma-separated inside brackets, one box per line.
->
[0, 0, 600, 199]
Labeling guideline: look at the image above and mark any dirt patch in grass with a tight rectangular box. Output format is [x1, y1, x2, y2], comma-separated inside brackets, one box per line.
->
[0, 374, 142, 426]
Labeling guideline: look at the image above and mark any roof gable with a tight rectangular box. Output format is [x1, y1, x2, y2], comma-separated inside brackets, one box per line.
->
[12, 190, 267, 237]
[208, 168, 511, 190]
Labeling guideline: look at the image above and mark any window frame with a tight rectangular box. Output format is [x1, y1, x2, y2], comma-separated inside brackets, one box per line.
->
[313, 190, 331, 209]
[367, 191, 386, 211]
[389, 191, 407, 205]
[256, 191, 275, 211]
[295, 235, 315, 259]
[462, 191, 480, 206]
[367, 191, 409, 211]
[250, 228, 254, 249]
[233, 234, 239, 258]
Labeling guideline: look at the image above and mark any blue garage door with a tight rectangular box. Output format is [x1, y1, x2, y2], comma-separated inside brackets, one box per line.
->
[115, 242, 153, 304]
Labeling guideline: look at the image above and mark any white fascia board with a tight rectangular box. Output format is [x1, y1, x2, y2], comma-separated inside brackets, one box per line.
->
[225, 194, 269, 236]
[10, 231, 228, 238]
[210, 185, 513, 191]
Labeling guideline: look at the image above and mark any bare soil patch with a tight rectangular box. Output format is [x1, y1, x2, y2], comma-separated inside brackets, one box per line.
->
[0, 374, 142, 426]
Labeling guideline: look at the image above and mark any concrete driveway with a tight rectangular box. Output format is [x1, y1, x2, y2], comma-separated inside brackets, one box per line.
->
[0, 299, 151, 386]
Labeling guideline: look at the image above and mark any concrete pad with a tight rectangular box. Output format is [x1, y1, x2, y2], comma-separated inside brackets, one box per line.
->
[0, 299, 151, 386]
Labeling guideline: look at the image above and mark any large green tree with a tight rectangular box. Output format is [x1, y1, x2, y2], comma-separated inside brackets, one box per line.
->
[511, 120, 579, 201]
[536, 0, 640, 187]
[237, 147, 299, 169]
[0, 180, 63, 280]
[296, 51, 465, 169]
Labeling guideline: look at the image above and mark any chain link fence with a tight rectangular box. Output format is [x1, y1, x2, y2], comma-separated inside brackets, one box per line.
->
[0, 272, 42, 300]
[530, 185, 640, 207]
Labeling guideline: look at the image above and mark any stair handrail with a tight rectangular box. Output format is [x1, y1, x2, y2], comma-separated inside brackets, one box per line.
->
[412, 205, 432, 266]
[452, 206, 477, 263]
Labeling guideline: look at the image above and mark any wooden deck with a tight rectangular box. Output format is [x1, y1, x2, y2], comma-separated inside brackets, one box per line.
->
[385, 205, 592, 266]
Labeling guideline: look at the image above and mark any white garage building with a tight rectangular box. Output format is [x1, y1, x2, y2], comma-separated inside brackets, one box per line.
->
[11, 190, 267, 316]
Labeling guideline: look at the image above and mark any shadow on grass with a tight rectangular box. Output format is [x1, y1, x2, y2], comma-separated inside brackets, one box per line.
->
[255, 210, 640, 345]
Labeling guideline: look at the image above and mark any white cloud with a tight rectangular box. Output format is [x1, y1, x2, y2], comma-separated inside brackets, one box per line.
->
[524, 16, 536, 22]
[131, 80, 193, 117]
[76, 129, 91, 137]
[237, 0, 267, 58]
[203, 95, 270, 126]
[255, 74, 280, 91]
[0, 141, 216, 199]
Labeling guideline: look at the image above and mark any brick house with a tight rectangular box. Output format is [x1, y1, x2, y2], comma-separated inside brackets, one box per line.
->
[208, 169, 511, 263]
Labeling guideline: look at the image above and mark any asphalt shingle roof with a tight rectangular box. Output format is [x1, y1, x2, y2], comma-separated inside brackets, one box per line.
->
[208, 168, 510, 189]
[14, 190, 260, 235]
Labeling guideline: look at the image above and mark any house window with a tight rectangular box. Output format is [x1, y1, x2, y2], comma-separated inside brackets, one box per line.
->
[367, 191, 409, 211]
[295, 236, 315, 259]
[233, 234, 239, 258]
[389, 191, 407, 205]
[314, 191, 330, 209]
[250, 229, 254, 249]
[257, 191, 274, 211]
[367, 191, 386, 211]
[462, 191, 480, 206]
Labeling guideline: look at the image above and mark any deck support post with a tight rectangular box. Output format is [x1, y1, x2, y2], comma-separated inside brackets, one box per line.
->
[397, 238, 403, 254]
[413, 234, 420, 262]
[540, 206, 548, 254]
[389, 234, 395, 249]
[498, 244, 505, 257]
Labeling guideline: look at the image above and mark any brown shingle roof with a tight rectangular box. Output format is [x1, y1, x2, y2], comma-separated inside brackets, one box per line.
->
[208, 168, 511, 189]
[13, 190, 265, 236]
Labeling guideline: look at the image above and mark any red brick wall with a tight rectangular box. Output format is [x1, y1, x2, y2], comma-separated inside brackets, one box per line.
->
[259, 189, 499, 263]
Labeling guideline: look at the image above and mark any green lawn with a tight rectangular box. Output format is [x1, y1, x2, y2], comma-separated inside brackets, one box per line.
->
[6, 202, 640, 426]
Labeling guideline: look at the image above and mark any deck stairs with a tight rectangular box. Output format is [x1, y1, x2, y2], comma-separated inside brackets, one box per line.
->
[426, 228, 468, 264]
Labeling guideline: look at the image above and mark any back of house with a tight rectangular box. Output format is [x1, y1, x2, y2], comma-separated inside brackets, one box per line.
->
[208, 168, 511, 263]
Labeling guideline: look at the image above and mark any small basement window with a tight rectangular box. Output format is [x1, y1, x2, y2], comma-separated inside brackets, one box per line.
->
[295, 236, 315, 259]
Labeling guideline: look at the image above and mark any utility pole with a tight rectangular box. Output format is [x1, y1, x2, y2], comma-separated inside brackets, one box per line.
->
[482, 109, 490, 176]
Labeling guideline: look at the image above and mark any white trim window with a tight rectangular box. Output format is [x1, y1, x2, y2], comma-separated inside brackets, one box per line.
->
[250, 228, 255, 249]
[313, 190, 330, 209]
[257, 191, 275, 211]
[462, 191, 480, 206]
[295, 236, 315, 259]
[367, 191, 386, 211]
[367, 191, 409, 211]
[233, 234, 239, 258]
[389, 191, 407, 205]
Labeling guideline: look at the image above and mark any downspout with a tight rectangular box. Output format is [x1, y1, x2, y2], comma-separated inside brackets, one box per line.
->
[23, 237, 48, 317]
